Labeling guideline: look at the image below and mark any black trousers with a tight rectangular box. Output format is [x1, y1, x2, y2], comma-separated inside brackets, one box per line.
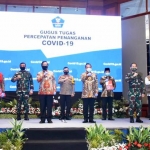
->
[102, 97, 113, 118]
[148, 96, 150, 118]
[83, 98, 95, 121]
[39, 95, 53, 121]
[60, 95, 71, 118]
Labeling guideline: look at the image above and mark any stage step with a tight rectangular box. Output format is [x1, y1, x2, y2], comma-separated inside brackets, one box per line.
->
[24, 140, 87, 150]
[23, 128, 88, 150]
[25, 128, 86, 140]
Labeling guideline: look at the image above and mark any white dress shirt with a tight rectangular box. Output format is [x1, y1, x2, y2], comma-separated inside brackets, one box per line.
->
[145, 76, 150, 96]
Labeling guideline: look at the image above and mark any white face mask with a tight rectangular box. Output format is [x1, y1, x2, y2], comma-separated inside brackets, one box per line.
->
[105, 73, 110, 76]
[86, 68, 92, 72]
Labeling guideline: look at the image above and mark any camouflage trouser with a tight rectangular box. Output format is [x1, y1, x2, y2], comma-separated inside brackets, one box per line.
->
[17, 92, 29, 114]
[128, 89, 142, 117]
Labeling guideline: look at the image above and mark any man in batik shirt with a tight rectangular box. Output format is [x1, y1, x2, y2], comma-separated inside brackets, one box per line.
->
[37, 61, 56, 123]
[81, 63, 98, 123]
[100, 68, 116, 120]
[0, 72, 5, 97]
[11, 62, 34, 120]
[0, 72, 5, 92]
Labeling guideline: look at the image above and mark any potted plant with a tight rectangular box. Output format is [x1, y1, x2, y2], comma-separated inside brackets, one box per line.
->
[85, 124, 126, 150]
[0, 131, 8, 149]
[0, 118, 27, 150]
[113, 97, 128, 118]
[126, 126, 150, 150]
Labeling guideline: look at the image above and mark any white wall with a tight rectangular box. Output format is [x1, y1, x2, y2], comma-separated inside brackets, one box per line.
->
[122, 15, 147, 103]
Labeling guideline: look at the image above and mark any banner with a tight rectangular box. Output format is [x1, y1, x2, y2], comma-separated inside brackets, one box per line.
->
[0, 12, 122, 92]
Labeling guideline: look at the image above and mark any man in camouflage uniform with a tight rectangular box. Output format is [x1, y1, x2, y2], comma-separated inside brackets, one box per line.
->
[125, 63, 145, 123]
[11, 62, 34, 120]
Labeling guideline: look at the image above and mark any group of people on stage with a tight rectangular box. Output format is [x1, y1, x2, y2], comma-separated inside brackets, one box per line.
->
[0, 61, 150, 124]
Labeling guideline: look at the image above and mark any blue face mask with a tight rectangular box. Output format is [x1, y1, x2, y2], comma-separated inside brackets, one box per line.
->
[105, 73, 110, 76]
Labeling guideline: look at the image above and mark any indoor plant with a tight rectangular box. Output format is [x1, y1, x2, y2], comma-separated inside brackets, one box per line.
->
[85, 124, 126, 150]
[126, 126, 150, 150]
[0, 118, 27, 150]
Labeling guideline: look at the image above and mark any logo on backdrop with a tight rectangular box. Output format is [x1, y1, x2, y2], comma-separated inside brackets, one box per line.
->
[51, 16, 65, 28]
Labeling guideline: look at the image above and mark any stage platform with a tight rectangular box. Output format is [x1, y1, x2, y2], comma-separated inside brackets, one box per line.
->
[0, 118, 150, 129]
[0, 118, 150, 150]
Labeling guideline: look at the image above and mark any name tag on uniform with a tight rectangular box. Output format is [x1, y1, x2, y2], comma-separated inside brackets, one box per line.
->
[106, 80, 114, 90]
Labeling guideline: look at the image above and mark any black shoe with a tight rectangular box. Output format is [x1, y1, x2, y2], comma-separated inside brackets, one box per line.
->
[59, 117, 63, 120]
[82, 120, 88, 123]
[17, 114, 21, 121]
[102, 118, 106, 120]
[149, 118, 150, 120]
[130, 116, 134, 123]
[89, 120, 96, 123]
[48, 120, 53, 123]
[108, 118, 115, 120]
[24, 114, 29, 120]
[39, 121, 45, 123]
[136, 117, 143, 123]
[17, 117, 21, 121]
[66, 117, 71, 120]
[59, 116, 65, 120]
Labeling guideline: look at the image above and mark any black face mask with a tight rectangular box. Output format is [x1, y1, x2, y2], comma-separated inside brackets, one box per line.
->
[20, 67, 25, 71]
[131, 68, 137, 72]
[64, 71, 69, 75]
[42, 66, 48, 70]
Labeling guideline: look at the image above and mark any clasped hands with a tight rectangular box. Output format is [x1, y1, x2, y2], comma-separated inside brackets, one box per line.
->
[63, 76, 72, 82]
[133, 72, 138, 77]
[87, 73, 92, 76]
[43, 71, 48, 77]
[95, 93, 98, 97]
[29, 89, 33, 95]
[105, 79, 109, 82]
[15, 75, 21, 81]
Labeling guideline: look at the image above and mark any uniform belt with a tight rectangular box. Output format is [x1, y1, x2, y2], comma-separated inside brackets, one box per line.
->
[130, 85, 140, 88]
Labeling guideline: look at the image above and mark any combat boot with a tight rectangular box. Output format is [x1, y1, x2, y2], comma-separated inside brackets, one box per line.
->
[136, 116, 143, 123]
[24, 113, 29, 120]
[130, 116, 134, 123]
[17, 113, 21, 120]
[66, 114, 71, 120]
